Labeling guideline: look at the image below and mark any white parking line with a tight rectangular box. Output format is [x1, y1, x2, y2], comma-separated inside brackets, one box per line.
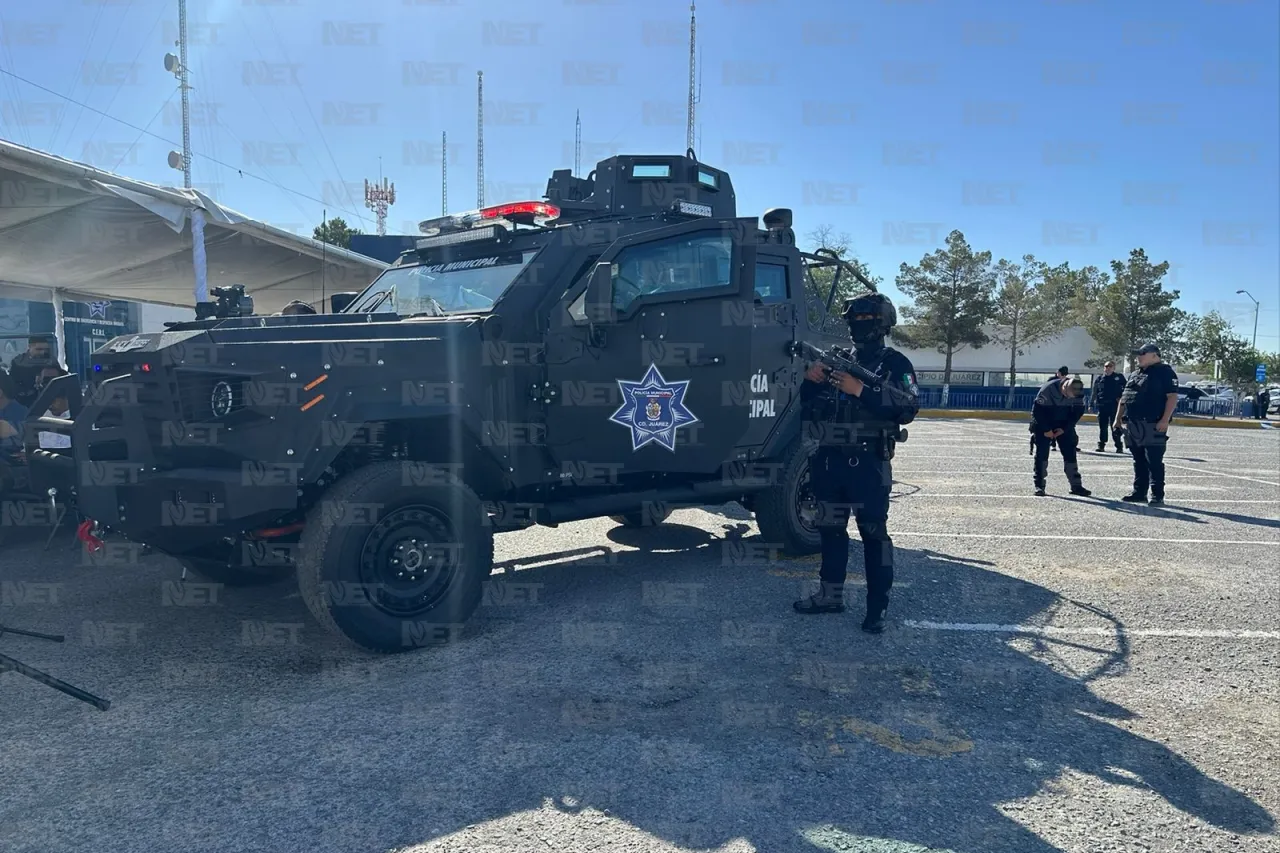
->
[1160, 462, 1280, 487]
[894, 494, 1272, 503]
[894, 532, 1277, 545]
[892, 472, 1235, 478]
[903, 620, 1280, 640]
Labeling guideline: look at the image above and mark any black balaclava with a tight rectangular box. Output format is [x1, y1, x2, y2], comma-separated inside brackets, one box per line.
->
[843, 293, 895, 358]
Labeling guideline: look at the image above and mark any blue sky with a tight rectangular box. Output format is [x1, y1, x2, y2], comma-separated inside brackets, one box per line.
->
[1, 0, 1277, 349]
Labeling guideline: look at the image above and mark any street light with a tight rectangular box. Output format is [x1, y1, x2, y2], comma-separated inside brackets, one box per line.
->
[1236, 289, 1260, 351]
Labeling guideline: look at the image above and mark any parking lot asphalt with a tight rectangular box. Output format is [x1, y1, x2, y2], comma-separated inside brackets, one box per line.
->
[1, 419, 1277, 853]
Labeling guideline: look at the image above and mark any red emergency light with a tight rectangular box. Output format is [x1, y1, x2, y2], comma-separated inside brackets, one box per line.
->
[418, 201, 561, 237]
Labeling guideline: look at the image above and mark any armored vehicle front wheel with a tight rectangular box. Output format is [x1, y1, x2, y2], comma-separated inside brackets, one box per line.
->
[179, 543, 293, 587]
[753, 437, 822, 556]
[295, 461, 492, 653]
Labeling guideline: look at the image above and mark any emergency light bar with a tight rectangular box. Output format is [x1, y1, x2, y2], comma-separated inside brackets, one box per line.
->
[418, 201, 561, 236]
[415, 226, 501, 250]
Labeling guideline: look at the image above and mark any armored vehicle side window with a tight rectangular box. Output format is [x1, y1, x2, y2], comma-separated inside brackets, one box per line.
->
[754, 262, 788, 304]
[611, 232, 733, 313]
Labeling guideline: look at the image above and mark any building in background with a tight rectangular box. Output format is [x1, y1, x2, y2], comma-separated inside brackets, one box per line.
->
[0, 293, 139, 377]
[894, 326, 1103, 388]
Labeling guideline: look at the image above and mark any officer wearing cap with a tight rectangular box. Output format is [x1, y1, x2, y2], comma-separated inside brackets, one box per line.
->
[793, 293, 920, 634]
[1114, 343, 1178, 506]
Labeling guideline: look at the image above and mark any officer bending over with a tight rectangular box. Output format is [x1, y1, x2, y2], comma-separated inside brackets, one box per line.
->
[1092, 360, 1127, 452]
[794, 294, 920, 634]
[1029, 375, 1091, 497]
[1115, 343, 1178, 506]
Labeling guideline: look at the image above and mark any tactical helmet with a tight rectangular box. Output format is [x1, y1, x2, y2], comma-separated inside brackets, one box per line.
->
[842, 292, 897, 347]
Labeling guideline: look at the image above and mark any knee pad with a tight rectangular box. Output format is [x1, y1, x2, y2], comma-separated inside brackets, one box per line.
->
[856, 518, 889, 542]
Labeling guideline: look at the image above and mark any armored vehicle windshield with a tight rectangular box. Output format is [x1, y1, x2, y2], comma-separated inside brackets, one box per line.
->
[346, 248, 540, 315]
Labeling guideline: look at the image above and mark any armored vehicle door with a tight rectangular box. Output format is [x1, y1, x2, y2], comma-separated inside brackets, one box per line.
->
[727, 248, 799, 450]
[542, 220, 753, 475]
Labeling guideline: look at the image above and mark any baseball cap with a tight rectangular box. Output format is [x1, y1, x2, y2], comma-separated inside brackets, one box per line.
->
[1132, 343, 1161, 356]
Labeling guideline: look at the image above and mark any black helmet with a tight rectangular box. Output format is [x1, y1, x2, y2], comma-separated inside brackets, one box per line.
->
[842, 292, 897, 347]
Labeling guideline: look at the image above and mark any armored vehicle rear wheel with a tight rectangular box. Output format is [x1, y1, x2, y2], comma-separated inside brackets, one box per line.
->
[609, 507, 671, 528]
[753, 437, 822, 555]
[296, 461, 492, 653]
[179, 543, 293, 587]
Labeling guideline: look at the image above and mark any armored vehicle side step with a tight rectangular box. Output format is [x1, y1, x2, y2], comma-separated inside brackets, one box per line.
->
[538, 479, 752, 527]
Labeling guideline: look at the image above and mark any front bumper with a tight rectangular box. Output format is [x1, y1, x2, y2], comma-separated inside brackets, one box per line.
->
[24, 371, 299, 551]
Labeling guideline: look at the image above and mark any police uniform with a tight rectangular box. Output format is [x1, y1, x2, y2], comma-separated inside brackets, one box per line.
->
[793, 294, 920, 634]
[1118, 345, 1178, 505]
[1092, 369, 1127, 452]
[1029, 377, 1090, 497]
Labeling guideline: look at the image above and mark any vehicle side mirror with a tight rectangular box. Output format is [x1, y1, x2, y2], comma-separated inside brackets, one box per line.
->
[584, 262, 615, 347]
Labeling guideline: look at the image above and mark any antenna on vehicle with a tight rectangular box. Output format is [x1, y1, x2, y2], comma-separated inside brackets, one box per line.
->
[686, 1, 699, 156]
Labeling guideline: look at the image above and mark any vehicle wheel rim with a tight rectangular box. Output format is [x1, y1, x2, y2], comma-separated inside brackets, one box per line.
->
[358, 505, 460, 618]
[794, 458, 818, 535]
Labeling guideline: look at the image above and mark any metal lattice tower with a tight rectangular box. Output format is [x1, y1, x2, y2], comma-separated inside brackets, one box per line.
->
[364, 167, 396, 236]
[686, 1, 697, 154]
[178, 0, 191, 186]
[575, 109, 581, 176]
[441, 130, 447, 215]
[477, 70, 484, 207]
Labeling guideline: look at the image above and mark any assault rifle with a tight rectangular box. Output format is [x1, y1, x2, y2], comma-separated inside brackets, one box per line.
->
[788, 340, 885, 391]
[788, 340, 909, 446]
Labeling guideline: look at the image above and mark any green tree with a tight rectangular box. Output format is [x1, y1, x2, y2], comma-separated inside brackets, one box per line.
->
[1044, 262, 1110, 330]
[893, 230, 996, 406]
[313, 217, 362, 249]
[803, 225, 881, 334]
[1084, 249, 1186, 371]
[989, 255, 1066, 408]
[1186, 311, 1268, 387]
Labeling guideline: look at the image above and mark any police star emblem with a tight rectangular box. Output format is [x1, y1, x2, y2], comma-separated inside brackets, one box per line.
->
[609, 363, 700, 452]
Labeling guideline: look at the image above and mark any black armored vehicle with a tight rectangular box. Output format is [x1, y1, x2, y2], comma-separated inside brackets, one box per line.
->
[25, 152, 882, 653]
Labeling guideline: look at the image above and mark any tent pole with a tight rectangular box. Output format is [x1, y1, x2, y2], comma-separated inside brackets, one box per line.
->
[191, 207, 208, 303]
[51, 288, 67, 368]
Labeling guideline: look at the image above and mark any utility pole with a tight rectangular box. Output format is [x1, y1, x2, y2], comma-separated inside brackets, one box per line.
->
[441, 130, 448, 215]
[477, 70, 484, 207]
[1237, 289, 1260, 351]
[163, 0, 192, 186]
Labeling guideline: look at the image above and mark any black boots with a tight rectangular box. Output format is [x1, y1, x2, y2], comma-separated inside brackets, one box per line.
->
[1070, 485, 1092, 496]
[1121, 492, 1147, 503]
[794, 583, 887, 634]
[1096, 442, 1105, 452]
[862, 599, 888, 634]
[1034, 486, 1046, 496]
[793, 582, 846, 614]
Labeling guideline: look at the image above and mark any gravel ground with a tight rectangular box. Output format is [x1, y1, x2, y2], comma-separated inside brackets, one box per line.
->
[1, 419, 1276, 853]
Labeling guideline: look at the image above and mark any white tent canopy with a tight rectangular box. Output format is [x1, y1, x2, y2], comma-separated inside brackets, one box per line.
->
[0, 138, 387, 322]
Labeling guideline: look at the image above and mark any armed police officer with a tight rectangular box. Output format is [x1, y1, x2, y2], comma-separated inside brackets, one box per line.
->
[1029, 375, 1092, 497]
[793, 294, 920, 634]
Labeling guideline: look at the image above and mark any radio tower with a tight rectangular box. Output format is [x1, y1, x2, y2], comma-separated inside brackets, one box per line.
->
[441, 130, 448, 215]
[686, 1, 698, 153]
[574, 109, 581, 176]
[364, 159, 396, 236]
[476, 70, 485, 207]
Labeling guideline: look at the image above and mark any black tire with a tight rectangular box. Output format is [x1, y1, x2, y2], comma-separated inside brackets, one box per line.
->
[753, 437, 822, 555]
[179, 542, 294, 587]
[295, 461, 492, 653]
[609, 506, 671, 528]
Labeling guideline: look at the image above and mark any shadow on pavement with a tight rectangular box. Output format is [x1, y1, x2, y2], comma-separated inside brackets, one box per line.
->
[0, 525, 1273, 853]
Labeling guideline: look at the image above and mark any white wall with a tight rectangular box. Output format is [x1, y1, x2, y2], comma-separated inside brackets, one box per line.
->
[895, 325, 1102, 374]
[139, 302, 194, 333]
